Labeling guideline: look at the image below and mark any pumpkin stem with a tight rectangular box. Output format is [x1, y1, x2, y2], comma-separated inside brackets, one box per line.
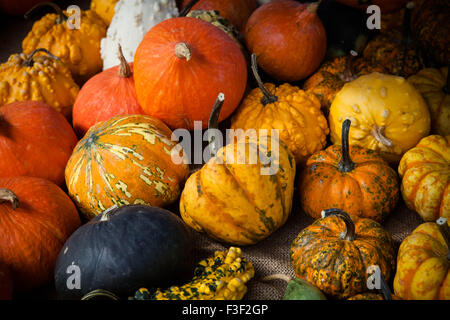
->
[341, 51, 358, 82]
[379, 272, 393, 300]
[81, 289, 120, 300]
[0, 189, 19, 210]
[371, 125, 393, 147]
[307, 0, 322, 13]
[321, 208, 356, 241]
[436, 218, 450, 260]
[179, 0, 200, 17]
[23, 48, 60, 67]
[24, 1, 67, 24]
[251, 54, 278, 105]
[208, 93, 225, 157]
[337, 119, 355, 173]
[117, 44, 132, 78]
[261, 273, 291, 284]
[174, 42, 192, 61]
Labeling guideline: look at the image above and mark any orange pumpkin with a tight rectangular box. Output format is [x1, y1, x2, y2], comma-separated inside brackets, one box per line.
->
[0, 176, 81, 291]
[72, 45, 144, 137]
[0, 101, 78, 186]
[244, 0, 326, 82]
[299, 119, 399, 222]
[65, 114, 189, 220]
[134, 17, 247, 130]
[180, 0, 257, 31]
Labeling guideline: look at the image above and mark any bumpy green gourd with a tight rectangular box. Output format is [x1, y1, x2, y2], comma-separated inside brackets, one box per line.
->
[131, 247, 254, 300]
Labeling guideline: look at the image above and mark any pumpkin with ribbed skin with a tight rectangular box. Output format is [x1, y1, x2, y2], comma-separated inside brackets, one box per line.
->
[72, 45, 143, 137]
[290, 209, 396, 299]
[22, 3, 106, 84]
[0, 101, 78, 186]
[0, 176, 81, 292]
[180, 0, 257, 31]
[231, 55, 329, 165]
[363, 30, 425, 78]
[90, 0, 118, 26]
[408, 67, 449, 136]
[411, 0, 450, 66]
[134, 17, 247, 130]
[329, 72, 430, 163]
[245, 0, 326, 82]
[303, 53, 385, 114]
[299, 119, 399, 223]
[394, 218, 450, 300]
[398, 135, 449, 222]
[336, 0, 407, 13]
[65, 114, 189, 220]
[0, 49, 79, 118]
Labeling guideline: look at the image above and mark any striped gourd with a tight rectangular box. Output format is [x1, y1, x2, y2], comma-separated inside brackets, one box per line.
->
[65, 115, 189, 219]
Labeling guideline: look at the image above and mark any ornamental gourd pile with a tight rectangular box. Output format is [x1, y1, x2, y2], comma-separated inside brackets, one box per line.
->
[0, 0, 448, 301]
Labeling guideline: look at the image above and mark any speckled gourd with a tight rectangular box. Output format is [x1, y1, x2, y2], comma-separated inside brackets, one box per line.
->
[329, 72, 430, 163]
[100, 0, 178, 70]
[131, 247, 255, 300]
[22, 3, 106, 84]
[0, 49, 79, 118]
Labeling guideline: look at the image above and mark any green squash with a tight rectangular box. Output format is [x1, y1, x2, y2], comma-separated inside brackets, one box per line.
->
[263, 274, 327, 300]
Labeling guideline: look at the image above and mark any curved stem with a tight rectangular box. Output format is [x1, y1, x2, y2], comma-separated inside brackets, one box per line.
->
[117, 44, 132, 78]
[24, 1, 67, 24]
[0, 189, 19, 210]
[179, 0, 200, 17]
[261, 273, 291, 284]
[208, 93, 225, 157]
[337, 119, 355, 173]
[341, 50, 358, 82]
[307, 0, 322, 13]
[23, 48, 60, 67]
[436, 218, 450, 260]
[371, 125, 393, 147]
[81, 289, 120, 300]
[174, 42, 192, 61]
[321, 208, 356, 241]
[251, 54, 278, 105]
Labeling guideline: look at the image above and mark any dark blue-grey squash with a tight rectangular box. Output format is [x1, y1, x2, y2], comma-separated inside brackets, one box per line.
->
[54, 205, 192, 300]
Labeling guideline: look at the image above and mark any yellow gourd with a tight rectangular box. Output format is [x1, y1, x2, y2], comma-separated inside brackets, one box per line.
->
[90, 0, 118, 26]
[408, 67, 450, 136]
[131, 247, 255, 300]
[329, 72, 430, 163]
[180, 94, 296, 246]
[0, 49, 79, 118]
[231, 55, 329, 165]
[393, 218, 450, 300]
[398, 135, 449, 222]
[23, 2, 106, 84]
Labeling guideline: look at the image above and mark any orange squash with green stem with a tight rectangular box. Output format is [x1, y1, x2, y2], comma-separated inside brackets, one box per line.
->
[299, 119, 399, 222]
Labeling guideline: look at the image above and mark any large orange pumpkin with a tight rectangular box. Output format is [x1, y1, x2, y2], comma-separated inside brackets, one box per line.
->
[180, 0, 257, 31]
[0, 101, 78, 186]
[244, 0, 326, 82]
[65, 114, 189, 220]
[72, 45, 144, 137]
[134, 17, 247, 130]
[0, 176, 81, 291]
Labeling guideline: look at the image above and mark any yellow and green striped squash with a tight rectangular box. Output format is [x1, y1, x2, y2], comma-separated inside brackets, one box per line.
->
[65, 114, 189, 219]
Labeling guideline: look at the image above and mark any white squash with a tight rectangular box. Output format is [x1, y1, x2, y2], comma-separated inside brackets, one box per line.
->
[100, 0, 179, 70]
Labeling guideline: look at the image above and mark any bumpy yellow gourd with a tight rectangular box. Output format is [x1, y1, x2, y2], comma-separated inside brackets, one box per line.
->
[181, 132, 295, 245]
[398, 135, 449, 222]
[329, 72, 431, 162]
[22, 5, 106, 84]
[90, 0, 118, 25]
[131, 247, 255, 300]
[231, 55, 329, 164]
[394, 219, 450, 300]
[0, 49, 79, 118]
[408, 67, 450, 136]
